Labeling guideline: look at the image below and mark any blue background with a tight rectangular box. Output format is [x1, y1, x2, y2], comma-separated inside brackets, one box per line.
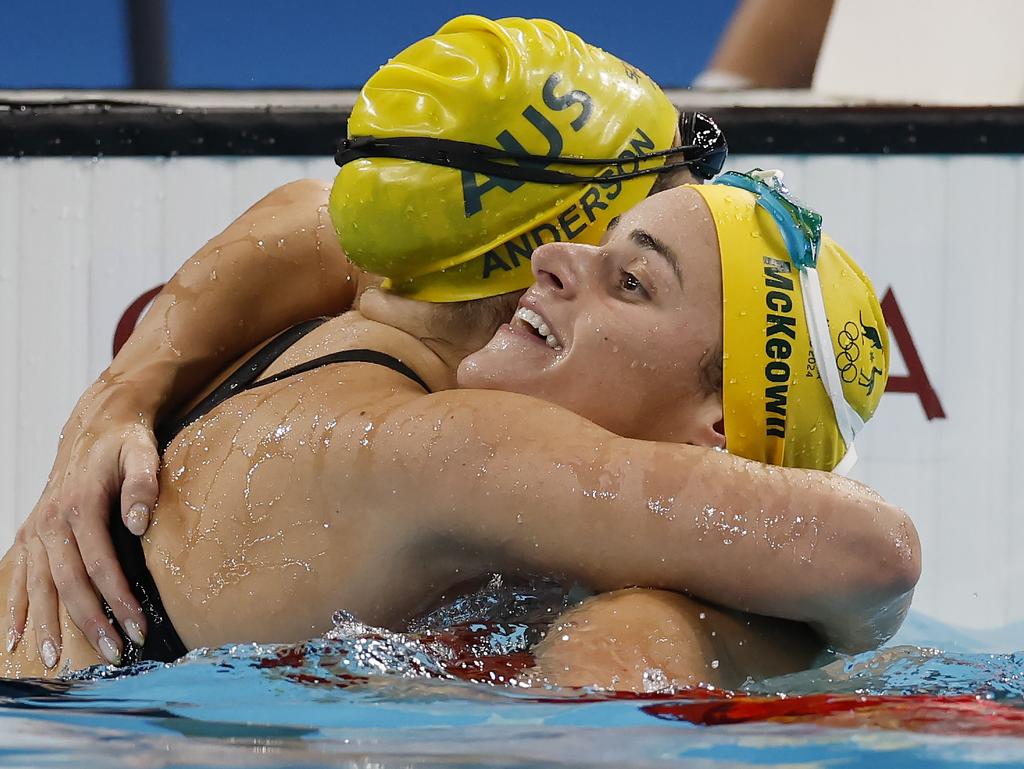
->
[2, 0, 737, 89]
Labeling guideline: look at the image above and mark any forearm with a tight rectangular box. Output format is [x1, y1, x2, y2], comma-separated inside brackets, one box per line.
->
[105, 178, 359, 421]
[601, 443, 919, 653]
[516, 442, 916, 651]
[706, 0, 835, 88]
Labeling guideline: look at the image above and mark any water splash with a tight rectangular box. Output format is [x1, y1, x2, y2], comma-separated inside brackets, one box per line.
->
[3, 580, 1024, 769]
[748, 645, 1024, 701]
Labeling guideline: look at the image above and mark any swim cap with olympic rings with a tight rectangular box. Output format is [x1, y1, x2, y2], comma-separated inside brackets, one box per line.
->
[329, 15, 680, 302]
[690, 172, 889, 472]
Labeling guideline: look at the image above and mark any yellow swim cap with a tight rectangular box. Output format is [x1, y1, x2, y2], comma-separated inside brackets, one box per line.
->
[330, 15, 679, 302]
[691, 173, 889, 472]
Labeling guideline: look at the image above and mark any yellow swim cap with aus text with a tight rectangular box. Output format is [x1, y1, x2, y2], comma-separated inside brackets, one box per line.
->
[330, 15, 679, 302]
[691, 173, 889, 472]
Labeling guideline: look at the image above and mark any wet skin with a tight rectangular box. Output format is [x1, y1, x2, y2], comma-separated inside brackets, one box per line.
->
[460, 187, 725, 446]
[460, 186, 817, 688]
[0, 309, 821, 685]
[0, 186, 916, 685]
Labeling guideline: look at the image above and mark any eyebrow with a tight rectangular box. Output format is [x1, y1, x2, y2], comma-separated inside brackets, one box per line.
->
[599, 215, 621, 245]
[630, 228, 682, 285]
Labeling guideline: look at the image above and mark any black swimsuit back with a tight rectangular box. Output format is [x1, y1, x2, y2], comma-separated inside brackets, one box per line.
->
[110, 318, 430, 664]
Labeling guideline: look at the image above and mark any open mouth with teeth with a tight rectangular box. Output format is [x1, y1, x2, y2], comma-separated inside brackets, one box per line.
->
[515, 308, 563, 351]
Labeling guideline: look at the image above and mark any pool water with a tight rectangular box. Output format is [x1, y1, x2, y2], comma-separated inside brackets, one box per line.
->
[1, 579, 1022, 768]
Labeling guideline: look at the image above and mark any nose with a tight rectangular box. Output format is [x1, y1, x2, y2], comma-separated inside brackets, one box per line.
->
[531, 241, 596, 298]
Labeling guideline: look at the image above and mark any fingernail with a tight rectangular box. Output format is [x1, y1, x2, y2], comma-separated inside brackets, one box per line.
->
[98, 634, 121, 665]
[124, 619, 145, 647]
[41, 639, 58, 669]
[126, 503, 150, 535]
[6, 628, 20, 654]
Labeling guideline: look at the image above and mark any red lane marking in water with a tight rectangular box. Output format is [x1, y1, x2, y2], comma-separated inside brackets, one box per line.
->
[643, 693, 1024, 737]
[425, 624, 537, 684]
[256, 647, 310, 669]
[257, 646, 368, 688]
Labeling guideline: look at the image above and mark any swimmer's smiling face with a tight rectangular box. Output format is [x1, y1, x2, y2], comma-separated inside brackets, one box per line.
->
[458, 187, 725, 446]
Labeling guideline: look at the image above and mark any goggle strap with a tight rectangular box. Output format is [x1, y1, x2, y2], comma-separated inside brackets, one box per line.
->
[339, 134, 709, 165]
[833, 444, 859, 477]
[798, 266, 865, 472]
[336, 112, 728, 184]
[337, 137, 721, 185]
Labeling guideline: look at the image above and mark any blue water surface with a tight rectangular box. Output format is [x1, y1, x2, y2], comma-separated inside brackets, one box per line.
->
[2, 590, 1023, 768]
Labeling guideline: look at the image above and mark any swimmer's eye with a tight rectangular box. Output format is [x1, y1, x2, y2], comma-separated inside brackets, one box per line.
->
[618, 271, 650, 299]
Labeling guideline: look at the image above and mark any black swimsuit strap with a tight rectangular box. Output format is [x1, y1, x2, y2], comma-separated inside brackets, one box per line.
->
[156, 318, 329, 453]
[157, 320, 431, 453]
[246, 348, 432, 394]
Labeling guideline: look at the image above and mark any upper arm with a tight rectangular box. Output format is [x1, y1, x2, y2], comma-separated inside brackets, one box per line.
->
[185, 178, 361, 317]
[108, 179, 364, 415]
[371, 388, 919, 647]
[372, 388, 756, 590]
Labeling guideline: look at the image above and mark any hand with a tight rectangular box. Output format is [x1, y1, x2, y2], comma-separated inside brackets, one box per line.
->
[6, 381, 161, 666]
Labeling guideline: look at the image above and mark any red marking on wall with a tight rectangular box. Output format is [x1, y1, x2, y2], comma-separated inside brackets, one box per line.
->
[881, 288, 947, 420]
[112, 284, 164, 358]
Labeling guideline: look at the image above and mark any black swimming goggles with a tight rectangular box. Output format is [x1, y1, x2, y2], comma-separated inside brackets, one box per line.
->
[334, 111, 727, 185]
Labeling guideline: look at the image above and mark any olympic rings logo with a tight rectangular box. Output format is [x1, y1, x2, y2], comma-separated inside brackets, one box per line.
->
[835, 321, 862, 383]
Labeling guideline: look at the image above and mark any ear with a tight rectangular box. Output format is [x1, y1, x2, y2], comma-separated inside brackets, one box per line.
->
[712, 417, 726, 448]
[690, 393, 726, 450]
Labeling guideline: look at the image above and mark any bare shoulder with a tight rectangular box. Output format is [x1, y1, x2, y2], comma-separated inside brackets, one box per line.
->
[250, 178, 331, 211]
[210, 177, 353, 289]
[225, 178, 333, 241]
[532, 588, 822, 691]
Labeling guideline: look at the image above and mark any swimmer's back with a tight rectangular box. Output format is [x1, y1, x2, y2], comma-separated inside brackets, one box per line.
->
[144, 311, 461, 649]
